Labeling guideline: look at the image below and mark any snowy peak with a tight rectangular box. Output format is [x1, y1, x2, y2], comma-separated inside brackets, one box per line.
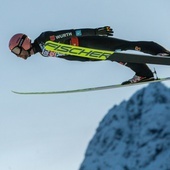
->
[80, 83, 170, 170]
[129, 82, 170, 109]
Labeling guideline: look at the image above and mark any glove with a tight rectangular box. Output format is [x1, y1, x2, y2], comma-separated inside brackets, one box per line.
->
[95, 26, 114, 36]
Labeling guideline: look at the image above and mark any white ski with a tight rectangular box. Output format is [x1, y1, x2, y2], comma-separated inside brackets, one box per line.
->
[12, 77, 170, 95]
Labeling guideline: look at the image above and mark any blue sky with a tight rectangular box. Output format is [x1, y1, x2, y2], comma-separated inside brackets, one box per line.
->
[0, 0, 170, 170]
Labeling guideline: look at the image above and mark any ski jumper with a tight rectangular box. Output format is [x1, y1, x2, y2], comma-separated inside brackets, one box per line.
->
[32, 28, 170, 78]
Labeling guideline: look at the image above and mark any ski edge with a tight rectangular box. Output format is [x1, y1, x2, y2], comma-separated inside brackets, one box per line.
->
[12, 77, 170, 95]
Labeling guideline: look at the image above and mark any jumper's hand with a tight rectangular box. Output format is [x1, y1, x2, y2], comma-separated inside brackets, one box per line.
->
[95, 26, 114, 36]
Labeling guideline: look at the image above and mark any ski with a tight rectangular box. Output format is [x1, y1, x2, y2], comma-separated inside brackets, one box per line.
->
[45, 41, 170, 65]
[12, 77, 170, 95]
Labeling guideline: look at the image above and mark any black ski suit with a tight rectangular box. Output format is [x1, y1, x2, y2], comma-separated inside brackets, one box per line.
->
[32, 27, 170, 78]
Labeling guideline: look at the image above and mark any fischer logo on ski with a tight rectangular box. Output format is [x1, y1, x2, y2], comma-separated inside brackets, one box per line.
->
[45, 41, 113, 60]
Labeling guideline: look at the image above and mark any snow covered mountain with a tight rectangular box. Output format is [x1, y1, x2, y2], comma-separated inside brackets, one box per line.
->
[80, 83, 170, 170]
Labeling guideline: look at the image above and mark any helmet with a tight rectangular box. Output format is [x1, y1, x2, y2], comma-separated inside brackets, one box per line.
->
[9, 33, 31, 52]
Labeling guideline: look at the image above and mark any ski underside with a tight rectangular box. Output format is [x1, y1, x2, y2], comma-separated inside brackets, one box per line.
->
[12, 77, 170, 95]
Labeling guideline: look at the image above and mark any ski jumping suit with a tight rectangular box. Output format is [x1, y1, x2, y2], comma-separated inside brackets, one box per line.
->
[32, 28, 170, 78]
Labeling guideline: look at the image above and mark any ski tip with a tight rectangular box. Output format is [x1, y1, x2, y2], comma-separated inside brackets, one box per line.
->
[11, 90, 36, 95]
[11, 90, 55, 95]
[11, 90, 24, 94]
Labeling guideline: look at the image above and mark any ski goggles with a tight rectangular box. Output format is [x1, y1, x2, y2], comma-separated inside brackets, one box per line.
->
[11, 46, 23, 55]
[11, 35, 27, 55]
